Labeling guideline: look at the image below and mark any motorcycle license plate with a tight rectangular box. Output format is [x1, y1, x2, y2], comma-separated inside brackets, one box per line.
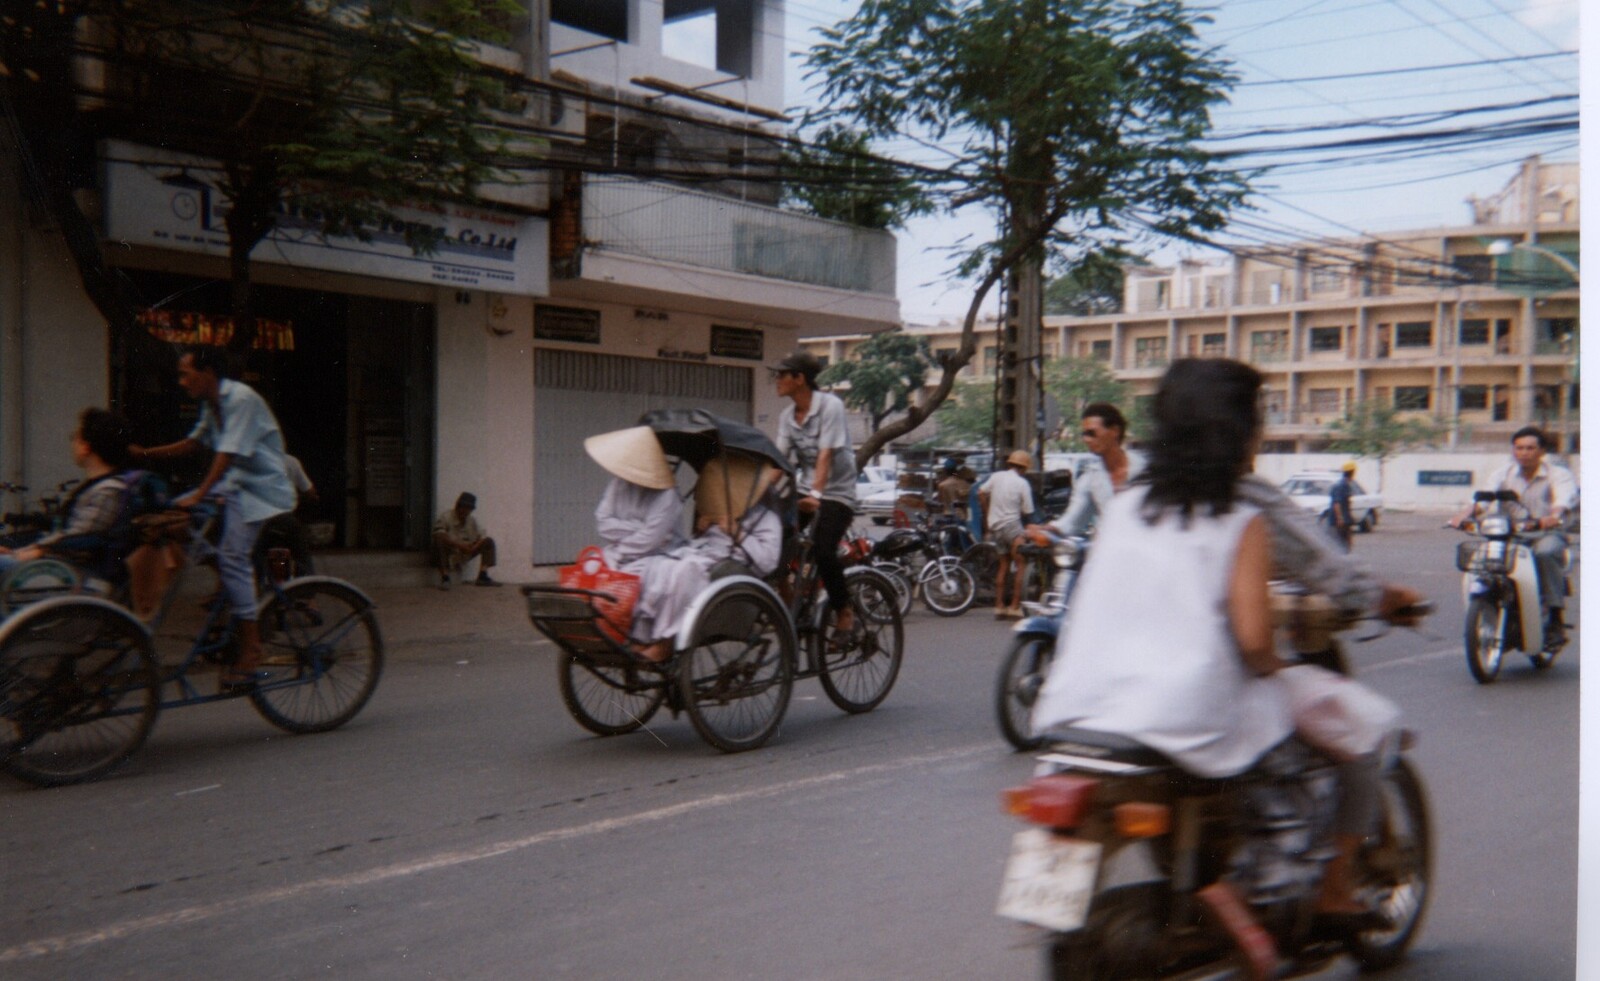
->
[996, 829, 1101, 932]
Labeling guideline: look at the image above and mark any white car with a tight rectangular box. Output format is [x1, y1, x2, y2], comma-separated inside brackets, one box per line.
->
[1280, 471, 1383, 532]
[857, 466, 896, 502]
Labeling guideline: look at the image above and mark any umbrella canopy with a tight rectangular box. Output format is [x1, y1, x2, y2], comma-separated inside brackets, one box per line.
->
[639, 408, 792, 475]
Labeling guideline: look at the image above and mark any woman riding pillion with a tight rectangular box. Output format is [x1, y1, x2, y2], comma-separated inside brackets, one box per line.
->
[1032, 358, 1401, 946]
[770, 352, 859, 648]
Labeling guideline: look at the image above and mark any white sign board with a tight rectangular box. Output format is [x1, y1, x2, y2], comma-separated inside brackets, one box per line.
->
[102, 140, 549, 296]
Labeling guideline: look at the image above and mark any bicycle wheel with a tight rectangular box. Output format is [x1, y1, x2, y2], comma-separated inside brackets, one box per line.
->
[250, 580, 384, 734]
[678, 582, 794, 752]
[996, 632, 1053, 751]
[920, 557, 976, 617]
[870, 560, 914, 618]
[559, 654, 666, 736]
[817, 569, 904, 713]
[0, 599, 159, 787]
[961, 541, 1001, 603]
[0, 559, 82, 616]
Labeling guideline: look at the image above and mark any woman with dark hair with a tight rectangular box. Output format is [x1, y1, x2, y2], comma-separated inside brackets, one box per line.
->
[0, 408, 133, 577]
[1032, 358, 1380, 929]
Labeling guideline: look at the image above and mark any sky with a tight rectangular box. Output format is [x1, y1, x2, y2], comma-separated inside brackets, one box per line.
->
[752, 0, 1584, 324]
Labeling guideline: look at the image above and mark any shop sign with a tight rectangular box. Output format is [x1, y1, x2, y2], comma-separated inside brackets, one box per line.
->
[139, 309, 296, 351]
[534, 304, 601, 344]
[103, 140, 549, 295]
[1418, 470, 1473, 487]
[710, 325, 764, 361]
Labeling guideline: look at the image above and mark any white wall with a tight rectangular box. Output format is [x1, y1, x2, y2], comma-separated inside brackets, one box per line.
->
[434, 290, 538, 573]
[1256, 452, 1581, 510]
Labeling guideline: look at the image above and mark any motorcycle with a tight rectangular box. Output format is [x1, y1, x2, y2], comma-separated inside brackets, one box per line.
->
[997, 596, 1433, 981]
[1454, 488, 1572, 684]
[995, 533, 1088, 751]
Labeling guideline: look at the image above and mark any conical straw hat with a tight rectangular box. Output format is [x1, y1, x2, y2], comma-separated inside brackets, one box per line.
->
[584, 426, 674, 490]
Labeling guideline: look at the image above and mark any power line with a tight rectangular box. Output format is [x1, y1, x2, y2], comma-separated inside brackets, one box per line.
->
[1233, 48, 1575, 86]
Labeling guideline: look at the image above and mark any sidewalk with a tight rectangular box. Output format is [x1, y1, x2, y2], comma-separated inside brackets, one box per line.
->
[360, 577, 543, 660]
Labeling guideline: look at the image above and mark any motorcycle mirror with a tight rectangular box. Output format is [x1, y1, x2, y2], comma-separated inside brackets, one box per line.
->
[1473, 491, 1498, 503]
[1496, 489, 1521, 503]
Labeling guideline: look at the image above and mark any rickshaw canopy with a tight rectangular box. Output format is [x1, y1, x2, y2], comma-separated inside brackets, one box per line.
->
[640, 409, 792, 476]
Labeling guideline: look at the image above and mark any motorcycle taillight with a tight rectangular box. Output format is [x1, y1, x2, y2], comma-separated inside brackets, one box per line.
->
[1002, 774, 1099, 828]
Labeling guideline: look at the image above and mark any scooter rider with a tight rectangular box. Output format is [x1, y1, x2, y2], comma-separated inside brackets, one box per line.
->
[1448, 425, 1576, 645]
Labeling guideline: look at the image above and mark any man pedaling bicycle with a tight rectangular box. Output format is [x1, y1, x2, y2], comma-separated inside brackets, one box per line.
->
[130, 346, 295, 692]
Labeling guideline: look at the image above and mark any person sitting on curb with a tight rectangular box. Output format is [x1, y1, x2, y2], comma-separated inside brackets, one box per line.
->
[432, 492, 499, 588]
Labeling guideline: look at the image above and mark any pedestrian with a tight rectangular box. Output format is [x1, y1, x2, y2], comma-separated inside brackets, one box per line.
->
[432, 492, 500, 589]
[130, 346, 295, 691]
[771, 350, 859, 648]
[980, 450, 1035, 619]
[1327, 461, 1357, 552]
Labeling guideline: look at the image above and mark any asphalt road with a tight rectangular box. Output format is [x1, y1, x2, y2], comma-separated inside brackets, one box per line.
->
[0, 513, 1579, 979]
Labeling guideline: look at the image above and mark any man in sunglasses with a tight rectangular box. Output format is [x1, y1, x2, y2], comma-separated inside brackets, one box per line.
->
[1029, 402, 1142, 541]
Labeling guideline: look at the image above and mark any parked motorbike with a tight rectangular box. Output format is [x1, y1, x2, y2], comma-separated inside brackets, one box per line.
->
[995, 534, 1087, 751]
[1454, 488, 1572, 684]
[997, 597, 1433, 981]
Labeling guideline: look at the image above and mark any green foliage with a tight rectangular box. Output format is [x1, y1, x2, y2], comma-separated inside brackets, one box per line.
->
[782, 123, 932, 230]
[818, 332, 939, 429]
[1044, 251, 1142, 316]
[806, 0, 1249, 275]
[1325, 400, 1448, 462]
[921, 379, 995, 449]
[1043, 358, 1131, 448]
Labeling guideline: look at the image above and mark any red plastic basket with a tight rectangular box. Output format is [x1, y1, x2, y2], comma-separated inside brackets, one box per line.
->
[558, 546, 641, 644]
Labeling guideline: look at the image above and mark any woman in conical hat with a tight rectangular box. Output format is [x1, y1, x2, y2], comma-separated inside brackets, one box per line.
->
[587, 425, 683, 570]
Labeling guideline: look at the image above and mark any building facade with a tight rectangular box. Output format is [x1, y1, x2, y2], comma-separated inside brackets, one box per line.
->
[1, 0, 900, 571]
[804, 157, 1578, 456]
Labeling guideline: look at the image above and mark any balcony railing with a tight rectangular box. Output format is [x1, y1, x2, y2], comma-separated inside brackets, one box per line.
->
[581, 177, 896, 295]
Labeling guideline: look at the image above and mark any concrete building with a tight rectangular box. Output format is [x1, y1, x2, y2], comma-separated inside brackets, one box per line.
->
[1, 1, 899, 573]
[804, 156, 1578, 456]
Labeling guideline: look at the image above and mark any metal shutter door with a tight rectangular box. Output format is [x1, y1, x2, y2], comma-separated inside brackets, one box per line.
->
[533, 350, 752, 563]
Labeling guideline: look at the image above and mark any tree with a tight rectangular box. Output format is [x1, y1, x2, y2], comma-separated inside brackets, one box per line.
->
[1042, 358, 1132, 449]
[1325, 400, 1449, 491]
[781, 124, 931, 230]
[919, 379, 996, 450]
[3, 0, 521, 355]
[1044, 251, 1140, 316]
[806, 0, 1248, 468]
[818, 332, 939, 430]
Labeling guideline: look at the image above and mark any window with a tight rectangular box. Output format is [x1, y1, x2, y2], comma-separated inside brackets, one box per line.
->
[1201, 332, 1226, 357]
[1307, 388, 1341, 414]
[1459, 319, 1490, 345]
[935, 347, 956, 367]
[1451, 254, 1492, 284]
[1458, 385, 1489, 411]
[553, 0, 628, 41]
[1134, 336, 1168, 369]
[1262, 389, 1287, 424]
[1308, 326, 1341, 352]
[1089, 339, 1111, 362]
[1250, 330, 1289, 363]
[1310, 267, 1346, 293]
[1394, 386, 1430, 411]
[1536, 317, 1576, 355]
[1395, 321, 1432, 348]
[981, 346, 997, 375]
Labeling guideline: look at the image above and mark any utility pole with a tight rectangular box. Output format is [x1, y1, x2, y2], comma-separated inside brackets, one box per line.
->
[995, 259, 1042, 462]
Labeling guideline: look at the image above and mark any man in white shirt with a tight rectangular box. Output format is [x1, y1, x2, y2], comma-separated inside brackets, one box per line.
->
[980, 450, 1035, 619]
[1450, 426, 1577, 643]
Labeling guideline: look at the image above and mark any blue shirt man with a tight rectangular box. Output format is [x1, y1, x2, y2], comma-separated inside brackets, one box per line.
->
[132, 347, 292, 690]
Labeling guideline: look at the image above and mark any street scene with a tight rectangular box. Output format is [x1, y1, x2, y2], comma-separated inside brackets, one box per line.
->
[0, 515, 1579, 979]
[0, 0, 1586, 979]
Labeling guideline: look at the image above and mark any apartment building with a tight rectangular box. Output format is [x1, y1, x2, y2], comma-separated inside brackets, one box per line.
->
[2, 1, 901, 568]
[805, 157, 1578, 455]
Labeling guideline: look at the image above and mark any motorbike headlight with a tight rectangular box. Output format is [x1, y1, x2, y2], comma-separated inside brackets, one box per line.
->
[1479, 516, 1512, 537]
[1054, 538, 1083, 569]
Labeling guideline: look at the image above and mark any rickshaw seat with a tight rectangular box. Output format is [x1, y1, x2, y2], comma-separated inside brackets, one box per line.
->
[521, 585, 639, 664]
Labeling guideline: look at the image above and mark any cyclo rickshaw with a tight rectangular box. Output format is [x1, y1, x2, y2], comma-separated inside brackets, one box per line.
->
[0, 492, 382, 787]
[522, 409, 905, 753]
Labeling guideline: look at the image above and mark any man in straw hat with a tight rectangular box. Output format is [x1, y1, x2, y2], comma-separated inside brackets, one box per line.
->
[588, 425, 686, 660]
[980, 450, 1036, 619]
[432, 491, 500, 589]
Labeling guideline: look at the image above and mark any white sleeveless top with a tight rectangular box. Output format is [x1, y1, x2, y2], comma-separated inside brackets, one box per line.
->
[1032, 487, 1292, 778]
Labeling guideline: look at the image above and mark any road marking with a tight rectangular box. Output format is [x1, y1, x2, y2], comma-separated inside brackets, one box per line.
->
[1361, 646, 1460, 674]
[0, 742, 996, 962]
